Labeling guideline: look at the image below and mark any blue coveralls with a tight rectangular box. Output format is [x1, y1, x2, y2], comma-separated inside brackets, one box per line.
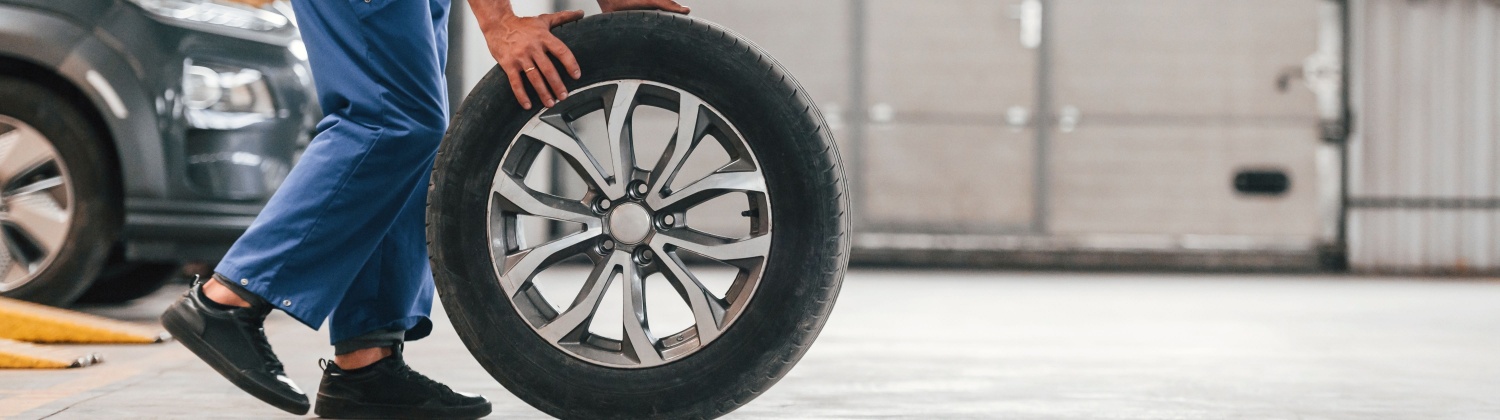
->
[216, 0, 452, 346]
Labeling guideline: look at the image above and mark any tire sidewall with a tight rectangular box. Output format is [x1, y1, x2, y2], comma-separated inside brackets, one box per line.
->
[0, 76, 119, 305]
[429, 12, 848, 419]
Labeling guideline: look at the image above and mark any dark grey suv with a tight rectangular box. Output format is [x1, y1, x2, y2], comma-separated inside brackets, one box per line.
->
[0, 0, 316, 305]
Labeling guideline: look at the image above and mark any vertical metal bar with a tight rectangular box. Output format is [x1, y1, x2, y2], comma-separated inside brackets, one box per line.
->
[1030, 0, 1054, 234]
[848, 0, 868, 235]
[1333, 0, 1352, 269]
[446, 0, 468, 116]
[547, 0, 571, 240]
[548, 0, 568, 239]
[1348, 0, 1369, 270]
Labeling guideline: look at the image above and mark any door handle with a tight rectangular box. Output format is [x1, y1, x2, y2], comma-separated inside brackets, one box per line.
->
[1010, 0, 1043, 49]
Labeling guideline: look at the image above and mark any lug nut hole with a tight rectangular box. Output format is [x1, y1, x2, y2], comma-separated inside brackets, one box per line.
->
[628, 181, 649, 199]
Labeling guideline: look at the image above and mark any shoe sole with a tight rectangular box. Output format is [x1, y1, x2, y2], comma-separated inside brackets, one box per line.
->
[161, 304, 310, 415]
[315, 395, 492, 419]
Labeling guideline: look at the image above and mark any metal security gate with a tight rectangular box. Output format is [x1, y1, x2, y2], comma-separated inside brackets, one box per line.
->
[1346, 0, 1500, 274]
[554, 0, 1345, 269]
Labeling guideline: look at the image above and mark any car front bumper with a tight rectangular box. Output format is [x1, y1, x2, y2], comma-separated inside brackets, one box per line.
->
[109, 3, 319, 262]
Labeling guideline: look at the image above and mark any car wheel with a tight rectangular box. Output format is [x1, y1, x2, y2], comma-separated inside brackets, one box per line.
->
[427, 11, 850, 419]
[0, 76, 120, 306]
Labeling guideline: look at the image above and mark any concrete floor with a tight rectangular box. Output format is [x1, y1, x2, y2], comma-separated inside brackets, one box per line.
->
[2, 269, 1498, 419]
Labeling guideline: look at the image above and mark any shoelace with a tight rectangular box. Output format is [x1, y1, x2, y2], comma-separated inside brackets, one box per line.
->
[392, 361, 457, 395]
[238, 310, 286, 373]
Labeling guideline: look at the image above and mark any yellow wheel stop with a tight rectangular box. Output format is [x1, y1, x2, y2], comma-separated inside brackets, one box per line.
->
[0, 297, 170, 344]
[0, 338, 102, 369]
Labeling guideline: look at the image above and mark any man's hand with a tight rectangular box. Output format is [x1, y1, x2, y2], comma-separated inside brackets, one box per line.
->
[472, 0, 584, 110]
[598, 0, 690, 14]
[470, 0, 688, 110]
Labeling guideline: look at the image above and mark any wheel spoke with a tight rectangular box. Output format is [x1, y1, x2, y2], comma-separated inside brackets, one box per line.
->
[0, 258, 27, 286]
[647, 95, 709, 200]
[653, 229, 771, 263]
[3, 193, 68, 255]
[7, 176, 65, 197]
[647, 168, 766, 211]
[652, 248, 728, 344]
[500, 229, 602, 294]
[522, 119, 614, 196]
[491, 171, 599, 225]
[536, 252, 626, 343]
[618, 261, 662, 364]
[603, 81, 641, 189]
[0, 128, 54, 187]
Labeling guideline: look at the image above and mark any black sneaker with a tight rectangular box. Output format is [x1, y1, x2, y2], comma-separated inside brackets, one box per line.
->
[314, 346, 492, 419]
[160, 277, 310, 415]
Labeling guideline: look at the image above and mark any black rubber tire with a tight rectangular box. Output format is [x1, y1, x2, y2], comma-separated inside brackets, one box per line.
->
[427, 11, 850, 420]
[75, 260, 182, 304]
[0, 76, 119, 306]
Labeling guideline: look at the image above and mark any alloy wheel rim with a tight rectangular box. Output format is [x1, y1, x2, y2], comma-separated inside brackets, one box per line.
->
[486, 80, 772, 368]
[0, 115, 74, 293]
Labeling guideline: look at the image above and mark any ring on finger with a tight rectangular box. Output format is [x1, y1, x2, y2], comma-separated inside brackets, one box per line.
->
[524, 67, 537, 73]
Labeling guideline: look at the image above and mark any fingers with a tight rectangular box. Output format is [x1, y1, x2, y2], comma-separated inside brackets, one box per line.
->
[531, 51, 569, 102]
[545, 37, 582, 79]
[493, 12, 585, 110]
[658, 0, 690, 14]
[500, 61, 532, 110]
[521, 59, 557, 108]
[540, 9, 585, 27]
[600, 0, 690, 14]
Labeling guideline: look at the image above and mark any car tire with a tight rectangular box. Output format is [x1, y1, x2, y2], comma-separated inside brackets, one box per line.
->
[75, 261, 182, 304]
[0, 76, 120, 306]
[427, 11, 850, 419]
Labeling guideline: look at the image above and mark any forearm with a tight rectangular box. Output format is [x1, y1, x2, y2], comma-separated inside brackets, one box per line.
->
[468, 0, 520, 34]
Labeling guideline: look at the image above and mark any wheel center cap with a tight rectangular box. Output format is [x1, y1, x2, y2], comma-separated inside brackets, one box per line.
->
[607, 202, 652, 244]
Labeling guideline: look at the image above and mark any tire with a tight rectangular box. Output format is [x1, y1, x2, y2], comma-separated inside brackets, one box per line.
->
[428, 11, 850, 420]
[76, 260, 183, 304]
[0, 76, 119, 306]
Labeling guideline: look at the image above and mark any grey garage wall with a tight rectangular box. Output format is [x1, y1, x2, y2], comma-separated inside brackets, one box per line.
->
[1346, 0, 1500, 274]
[535, 0, 1340, 270]
[451, 1, 1499, 273]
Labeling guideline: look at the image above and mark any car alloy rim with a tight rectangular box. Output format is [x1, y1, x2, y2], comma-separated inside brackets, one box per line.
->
[486, 80, 772, 368]
[0, 115, 74, 293]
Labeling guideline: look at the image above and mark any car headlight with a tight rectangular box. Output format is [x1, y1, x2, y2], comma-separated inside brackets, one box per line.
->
[128, 0, 290, 32]
[183, 61, 276, 130]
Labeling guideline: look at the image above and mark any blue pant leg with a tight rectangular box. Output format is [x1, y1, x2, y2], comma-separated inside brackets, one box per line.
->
[214, 0, 448, 329]
[328, 163, 437, 345]
[433, 0, 451, 72]
[324, 0, 451, 346]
